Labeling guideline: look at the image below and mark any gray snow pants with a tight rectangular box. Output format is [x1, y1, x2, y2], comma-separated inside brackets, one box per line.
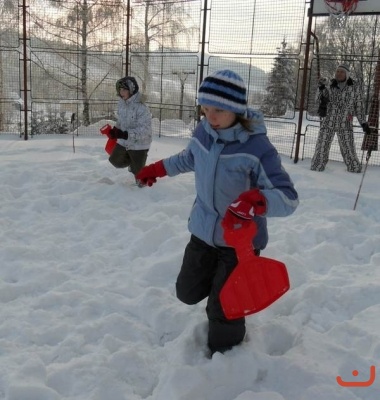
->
[310, 128, 362, 173]
[108, 143, 148, 176]
[176, 235, 246, 355]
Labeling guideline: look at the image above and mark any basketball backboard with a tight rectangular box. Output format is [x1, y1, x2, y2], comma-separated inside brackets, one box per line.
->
[312, 0, 380, 16]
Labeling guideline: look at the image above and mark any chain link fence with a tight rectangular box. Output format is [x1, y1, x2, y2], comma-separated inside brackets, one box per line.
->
[0, 0, 379, 166]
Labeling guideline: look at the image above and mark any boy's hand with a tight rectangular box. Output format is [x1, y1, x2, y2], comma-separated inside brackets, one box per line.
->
[136, 161, 167, 187]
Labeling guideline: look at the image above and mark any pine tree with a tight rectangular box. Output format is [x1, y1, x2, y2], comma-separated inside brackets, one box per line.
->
[261, 39, 297, 117]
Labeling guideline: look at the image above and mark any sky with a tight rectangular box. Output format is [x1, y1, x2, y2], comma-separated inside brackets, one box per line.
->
[1, 120, 380, 400]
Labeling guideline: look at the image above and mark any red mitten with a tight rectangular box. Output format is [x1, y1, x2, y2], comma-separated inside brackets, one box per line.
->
[234, 188, 267, 216]
[222, 189, 266, 230]
[136, 160, 167, 187]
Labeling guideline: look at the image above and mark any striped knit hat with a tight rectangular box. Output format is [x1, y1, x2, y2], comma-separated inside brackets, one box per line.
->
[198, 70, 247, 115]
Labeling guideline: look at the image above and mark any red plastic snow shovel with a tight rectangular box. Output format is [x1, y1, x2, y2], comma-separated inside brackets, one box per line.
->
[220, 220, 290, 320]
[100, 124, 117, 155]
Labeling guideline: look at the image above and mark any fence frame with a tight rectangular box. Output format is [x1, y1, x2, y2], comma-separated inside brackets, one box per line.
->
[0, 0, 379, 166]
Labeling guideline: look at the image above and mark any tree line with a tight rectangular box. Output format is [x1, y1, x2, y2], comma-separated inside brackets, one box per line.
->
[0, 1, 379, 133]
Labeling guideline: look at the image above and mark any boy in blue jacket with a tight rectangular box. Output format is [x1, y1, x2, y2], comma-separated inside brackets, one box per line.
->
[137, 70, 299, 356]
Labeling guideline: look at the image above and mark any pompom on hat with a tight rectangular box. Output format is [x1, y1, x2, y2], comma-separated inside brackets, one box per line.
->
[198, 70, 247, 115]
[116, 76, 139, 96]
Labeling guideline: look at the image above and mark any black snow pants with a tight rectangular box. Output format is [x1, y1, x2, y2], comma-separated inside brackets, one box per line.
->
[176, 235, 246, 355]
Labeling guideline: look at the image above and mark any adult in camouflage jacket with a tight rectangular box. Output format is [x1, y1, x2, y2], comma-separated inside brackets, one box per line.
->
[311, 64, 370, 173]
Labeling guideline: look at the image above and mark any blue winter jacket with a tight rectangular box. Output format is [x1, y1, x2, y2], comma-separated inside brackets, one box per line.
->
[162, 108, 299, 249]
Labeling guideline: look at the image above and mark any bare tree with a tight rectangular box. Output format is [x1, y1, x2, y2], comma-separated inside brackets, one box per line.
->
[29, 0, 125, 125]
[130, 1, 199, 93]
[0, 0, 17, 131]
[315, 15, 380, 110]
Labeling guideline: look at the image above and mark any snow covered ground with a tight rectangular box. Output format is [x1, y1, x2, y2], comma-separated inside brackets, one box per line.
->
[1, 130, 379, 400]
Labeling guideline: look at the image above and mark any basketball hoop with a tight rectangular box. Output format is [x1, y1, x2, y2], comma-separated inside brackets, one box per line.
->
[324, 0, 359, 29]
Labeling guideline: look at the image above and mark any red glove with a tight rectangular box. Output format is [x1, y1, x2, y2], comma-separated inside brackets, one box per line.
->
[136, 160, 167, 187]
[222, 189, 266, 230]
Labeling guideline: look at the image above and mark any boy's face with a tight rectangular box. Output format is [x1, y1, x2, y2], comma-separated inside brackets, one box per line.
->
[119, 88, 131, 100]
[201, 106, 237, 130]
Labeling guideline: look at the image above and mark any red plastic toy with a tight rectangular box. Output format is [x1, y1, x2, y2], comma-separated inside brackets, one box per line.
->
[100, 124, 117, 155]
[220, 220, 290, 320]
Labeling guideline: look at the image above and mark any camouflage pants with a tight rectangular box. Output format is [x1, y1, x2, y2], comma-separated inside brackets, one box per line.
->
[310, 128, 362, 173]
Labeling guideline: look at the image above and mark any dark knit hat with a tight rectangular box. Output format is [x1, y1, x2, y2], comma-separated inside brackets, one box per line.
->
[198, 70, 247, 115]
[337, 64, 350, 73]
[336, 64, 350, 79]
[116, 76, 139, 96]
